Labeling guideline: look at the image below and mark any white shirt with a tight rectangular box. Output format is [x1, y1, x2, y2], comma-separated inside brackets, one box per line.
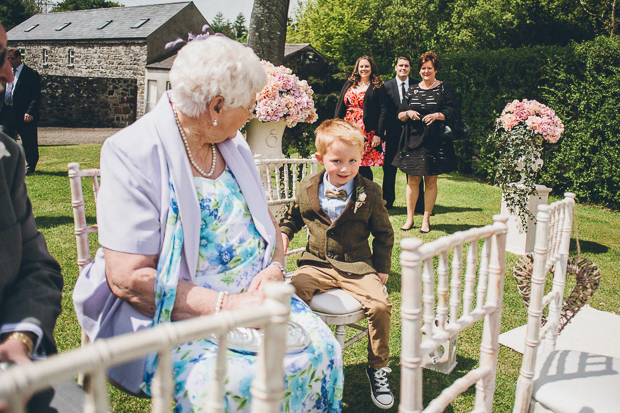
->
[319, 172, 354, 222]
[4, 63, 23, 105]
[397, 77, 410, 103]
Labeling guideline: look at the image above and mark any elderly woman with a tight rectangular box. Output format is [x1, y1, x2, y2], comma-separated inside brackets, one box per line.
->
[334, 55, 387, 181]
[73, 36, 343, 412]
[392, 51, 461, 233]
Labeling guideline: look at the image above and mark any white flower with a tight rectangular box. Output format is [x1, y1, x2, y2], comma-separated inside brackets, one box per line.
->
[0, 142, 10, 160]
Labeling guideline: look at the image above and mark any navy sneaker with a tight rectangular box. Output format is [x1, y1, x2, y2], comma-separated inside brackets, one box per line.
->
[366, 366, 394, 409]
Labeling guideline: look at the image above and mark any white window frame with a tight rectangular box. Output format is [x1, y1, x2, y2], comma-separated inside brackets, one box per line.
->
[67, 49, 74, 67]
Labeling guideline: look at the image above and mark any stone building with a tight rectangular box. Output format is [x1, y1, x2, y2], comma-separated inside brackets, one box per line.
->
[7, 2, 207, 127]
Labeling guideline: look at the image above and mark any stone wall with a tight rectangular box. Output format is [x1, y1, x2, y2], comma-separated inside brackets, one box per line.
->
[10, 40, 149, 119]
[40, 74, 137, 127]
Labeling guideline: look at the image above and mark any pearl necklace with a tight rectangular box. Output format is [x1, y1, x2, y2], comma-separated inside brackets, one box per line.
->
[420, 80, 437, 89]
[172, 107, 218, 178]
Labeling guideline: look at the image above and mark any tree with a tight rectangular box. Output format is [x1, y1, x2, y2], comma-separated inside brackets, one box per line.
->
[233, 13, 248, 42]
[210, 11, 235, 39]
[52, 0, 121, 12]
[247, 0, 290, 65]
[0, 0, 39, 31]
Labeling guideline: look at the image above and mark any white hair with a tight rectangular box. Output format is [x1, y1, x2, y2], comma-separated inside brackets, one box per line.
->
[169, 36, 267, 118]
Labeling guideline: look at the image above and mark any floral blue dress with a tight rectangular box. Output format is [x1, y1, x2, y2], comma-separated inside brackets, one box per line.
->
[144, 168, 343, 412]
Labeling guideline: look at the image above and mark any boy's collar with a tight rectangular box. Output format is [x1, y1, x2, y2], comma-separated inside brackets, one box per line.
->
[322, 172, 355, 195]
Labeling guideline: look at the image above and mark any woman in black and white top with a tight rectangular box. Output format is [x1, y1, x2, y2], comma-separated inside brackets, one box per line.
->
[392, 51, 461, 233]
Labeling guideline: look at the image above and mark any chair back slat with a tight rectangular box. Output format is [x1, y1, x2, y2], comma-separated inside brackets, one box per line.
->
[68, 163, 101, 275]
[0, 284, 293, 413]
[400, 215, 508, 412]
[513, 193, 575, 413]
[463, 241, 477, 316]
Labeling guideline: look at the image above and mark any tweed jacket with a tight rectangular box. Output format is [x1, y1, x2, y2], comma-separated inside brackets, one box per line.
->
[0, 133, 62, 355]
[280, 170, 394, 275]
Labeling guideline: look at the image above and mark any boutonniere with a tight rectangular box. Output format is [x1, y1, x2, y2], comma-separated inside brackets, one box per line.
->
[353, 186, 367, 213]
[0, 142, 10, 160]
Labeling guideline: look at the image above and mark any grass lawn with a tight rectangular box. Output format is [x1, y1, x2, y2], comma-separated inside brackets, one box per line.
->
[28, 143, 620, 412]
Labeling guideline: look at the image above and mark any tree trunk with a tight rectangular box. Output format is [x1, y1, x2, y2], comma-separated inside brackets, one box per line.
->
[247, 0, 290, 65]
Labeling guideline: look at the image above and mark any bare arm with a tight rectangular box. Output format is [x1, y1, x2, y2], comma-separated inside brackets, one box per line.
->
[104, 248, 265, 320]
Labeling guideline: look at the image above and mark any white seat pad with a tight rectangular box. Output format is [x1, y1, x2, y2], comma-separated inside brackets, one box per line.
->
[309, 289, 363, 314]
[533, 350, 620, 413]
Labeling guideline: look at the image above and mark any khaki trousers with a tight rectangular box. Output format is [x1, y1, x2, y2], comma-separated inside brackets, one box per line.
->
[290, 265, 391, 369]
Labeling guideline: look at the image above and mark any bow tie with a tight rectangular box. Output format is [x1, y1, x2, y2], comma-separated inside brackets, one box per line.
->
[325, 189, 347, 201]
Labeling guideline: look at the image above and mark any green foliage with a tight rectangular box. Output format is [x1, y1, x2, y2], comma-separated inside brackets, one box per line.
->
[210, 11, 248, 42]
[52, 0, 122, 12]
[539, 36, 620, 208]
[488, 124, 544, 228]
[210, 11, 236, 39]
[0, 0, 38, 30]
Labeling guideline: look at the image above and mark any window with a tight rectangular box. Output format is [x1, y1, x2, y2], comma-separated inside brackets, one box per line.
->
[19, 48, 26, 62]
[67, 49, 74, 66]
[131, 18, 150, 29]
[25, 24, 39, 32]
[165, 81, 172, 90]
[56, 22, 71, 31]
[98, 20, 113, 30]
[42, 49, 48, 65]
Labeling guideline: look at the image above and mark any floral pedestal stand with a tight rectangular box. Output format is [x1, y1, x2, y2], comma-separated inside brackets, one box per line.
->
[501, 183, 552, 255]
[246, 118, 287, 159]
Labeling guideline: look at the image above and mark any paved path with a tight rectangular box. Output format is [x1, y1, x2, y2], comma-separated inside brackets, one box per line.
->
[39, 127, 121, 145]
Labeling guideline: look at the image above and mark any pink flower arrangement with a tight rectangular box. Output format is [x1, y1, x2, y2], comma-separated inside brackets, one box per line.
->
[498, 99, 564, 143]
[255, 61, 318, 128]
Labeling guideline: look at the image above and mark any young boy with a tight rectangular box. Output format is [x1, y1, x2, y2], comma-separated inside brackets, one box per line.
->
[279, 119, 395, 409]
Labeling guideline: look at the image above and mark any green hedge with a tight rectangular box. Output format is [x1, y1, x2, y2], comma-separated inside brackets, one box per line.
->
[442, 36, 620, 209]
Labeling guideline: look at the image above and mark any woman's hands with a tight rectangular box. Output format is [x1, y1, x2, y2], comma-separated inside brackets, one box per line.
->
[247, 264, 285, 293]
[422, 112, 445, 125]
[377, 272, 389, 285]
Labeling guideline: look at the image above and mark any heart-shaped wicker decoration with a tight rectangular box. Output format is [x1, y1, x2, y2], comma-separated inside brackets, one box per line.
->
[514, 254, 601, 332]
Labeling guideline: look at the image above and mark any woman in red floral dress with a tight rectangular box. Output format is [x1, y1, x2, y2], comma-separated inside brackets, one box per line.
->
[335, 56, 387, 181]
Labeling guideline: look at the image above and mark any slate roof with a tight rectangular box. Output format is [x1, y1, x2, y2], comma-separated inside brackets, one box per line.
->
[147, 43, 328, 70]
[7, 2, 192, 41]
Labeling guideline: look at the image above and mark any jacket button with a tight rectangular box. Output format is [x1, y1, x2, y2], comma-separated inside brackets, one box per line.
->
[327, 253, 334, 259]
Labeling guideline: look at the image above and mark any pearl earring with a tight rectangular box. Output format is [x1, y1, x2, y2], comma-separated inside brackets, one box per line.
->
[213, 119, 218, 126]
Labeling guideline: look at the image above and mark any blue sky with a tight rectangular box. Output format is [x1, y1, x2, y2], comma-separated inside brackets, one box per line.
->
[117, 0, 301, 23]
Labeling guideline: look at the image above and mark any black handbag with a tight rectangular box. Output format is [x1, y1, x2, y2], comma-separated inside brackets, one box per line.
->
[440, 120, 471, 141]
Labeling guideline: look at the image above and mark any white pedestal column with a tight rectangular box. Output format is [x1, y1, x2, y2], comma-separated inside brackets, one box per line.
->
[246, 119, 286, 159]
[501, 184, 552, 255]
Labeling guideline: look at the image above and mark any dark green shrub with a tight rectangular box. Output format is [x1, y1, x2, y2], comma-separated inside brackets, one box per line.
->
[539, 36, 620, 208]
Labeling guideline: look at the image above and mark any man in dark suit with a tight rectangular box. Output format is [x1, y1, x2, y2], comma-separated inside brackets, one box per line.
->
[0, 48, 41, 174]
[0, 23, 83, 412]
[382, 56, 424, 211]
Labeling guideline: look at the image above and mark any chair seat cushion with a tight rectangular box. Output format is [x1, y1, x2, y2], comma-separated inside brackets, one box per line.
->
[309, 289, 363, 314]
[533, 350, 620, 413]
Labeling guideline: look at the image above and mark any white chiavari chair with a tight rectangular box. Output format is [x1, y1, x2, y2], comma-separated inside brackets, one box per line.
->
[0, 283, 293, 413]
[399, 215, 509, 412]
[513, 193, 620, 413]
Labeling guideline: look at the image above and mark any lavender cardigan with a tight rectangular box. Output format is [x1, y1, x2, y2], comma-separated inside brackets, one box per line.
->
[73, 93, 275, 393]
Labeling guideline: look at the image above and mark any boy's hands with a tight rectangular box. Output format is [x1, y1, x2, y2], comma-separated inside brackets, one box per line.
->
[377, 272, 389, 284]
[281, 233, 290, 254]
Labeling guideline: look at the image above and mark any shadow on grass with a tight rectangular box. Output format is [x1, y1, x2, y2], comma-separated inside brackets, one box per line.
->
[570, 238, 608, 255]
[28, 171, 68, 177]
[343, 354, 478, 411]
[40, 143, 80, 147]
[35, 215, 95, 229]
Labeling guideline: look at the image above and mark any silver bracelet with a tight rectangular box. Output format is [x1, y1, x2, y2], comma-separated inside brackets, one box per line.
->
[269, 261, 287, 276]
[215, 291, 229, 313]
